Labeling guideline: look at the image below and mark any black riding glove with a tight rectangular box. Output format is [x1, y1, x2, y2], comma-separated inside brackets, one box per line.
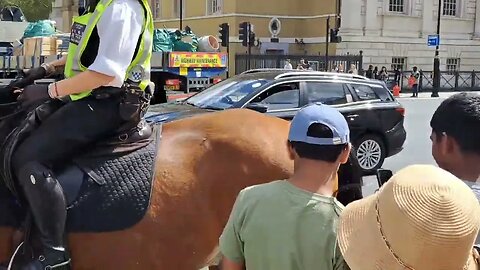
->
[11, 66, 48, 90]
[17, 84, 51, 107]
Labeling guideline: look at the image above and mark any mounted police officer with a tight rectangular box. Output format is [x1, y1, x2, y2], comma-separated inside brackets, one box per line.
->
[2, 0, 154, 268]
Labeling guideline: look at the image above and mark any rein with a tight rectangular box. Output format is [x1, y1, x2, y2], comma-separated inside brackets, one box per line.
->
[0, 102, 22, 121]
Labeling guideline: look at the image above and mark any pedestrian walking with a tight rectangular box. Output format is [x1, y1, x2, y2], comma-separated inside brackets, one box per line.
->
[284, 59, 293, 70]
[393, 66, 401, 85]
[365, 65, 374, 79]
[219, 103, 352, 270]
[378, 66, 388, 82]
[338, 164, 480, 270]
[409, 66, 420, 97]
[347, 64, 358, 75]
[297, 59, 309, 70]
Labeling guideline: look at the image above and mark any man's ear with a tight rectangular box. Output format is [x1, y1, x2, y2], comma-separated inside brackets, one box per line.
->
[338, 143, 352, 164]
[444, 134, 462, 156]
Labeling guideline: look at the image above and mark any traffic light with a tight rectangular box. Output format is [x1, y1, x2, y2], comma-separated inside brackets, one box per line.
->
[249, 31, 256, 47]
[239, 22, 249, 47]
[218, 23, 229, 47]
[330, 28, 342, 43]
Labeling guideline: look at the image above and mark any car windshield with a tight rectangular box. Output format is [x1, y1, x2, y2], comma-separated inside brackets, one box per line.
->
[184, 77, 270, 109]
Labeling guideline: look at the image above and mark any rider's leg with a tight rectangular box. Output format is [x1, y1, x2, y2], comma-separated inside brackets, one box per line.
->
[15, 161, 69, 269]
[9, 95, 123, 269]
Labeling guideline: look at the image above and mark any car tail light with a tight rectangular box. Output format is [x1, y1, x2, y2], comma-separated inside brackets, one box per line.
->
[396, 107, 405, 116]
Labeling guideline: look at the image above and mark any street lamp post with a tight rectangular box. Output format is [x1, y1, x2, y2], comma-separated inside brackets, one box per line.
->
[179, 0, 183, 30]
[432, 0, 442, 97]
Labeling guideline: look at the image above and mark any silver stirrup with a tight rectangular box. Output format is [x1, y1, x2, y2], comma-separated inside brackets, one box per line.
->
[7, 241, 24, 270]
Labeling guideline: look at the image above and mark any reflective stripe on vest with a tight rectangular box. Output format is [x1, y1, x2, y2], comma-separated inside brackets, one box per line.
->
[63, 0, 154, 101]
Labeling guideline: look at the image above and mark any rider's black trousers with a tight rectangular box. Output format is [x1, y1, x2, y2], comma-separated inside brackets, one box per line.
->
[9, 94, 124, 265]
[12, 95, 123, 173]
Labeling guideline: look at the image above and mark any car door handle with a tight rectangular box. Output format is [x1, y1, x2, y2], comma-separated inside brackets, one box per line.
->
[347, 114, 359, 118]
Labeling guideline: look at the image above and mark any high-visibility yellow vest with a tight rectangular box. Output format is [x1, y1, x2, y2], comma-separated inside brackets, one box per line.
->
[63, 0, 154, 101]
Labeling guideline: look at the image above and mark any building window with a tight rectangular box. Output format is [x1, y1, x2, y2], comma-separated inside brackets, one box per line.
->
[152, 0, 161, 19]
[391, 57, 407, 71]
[388, 0, 405, 13]
[443, 0, 457, 16]
[173, 0, 185, 18]
[446, 58, 460, 73]
[207, 0, 223, 15]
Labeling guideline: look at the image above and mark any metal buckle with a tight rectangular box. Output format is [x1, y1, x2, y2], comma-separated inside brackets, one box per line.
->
[118, 133, 128, 141]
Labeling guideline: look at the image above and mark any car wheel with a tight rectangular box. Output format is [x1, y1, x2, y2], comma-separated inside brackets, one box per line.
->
[355, 134, 386, 174]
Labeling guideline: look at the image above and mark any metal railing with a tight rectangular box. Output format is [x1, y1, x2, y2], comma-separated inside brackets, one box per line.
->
[364, 70, 480, 92]
[235, 52, 364, 75]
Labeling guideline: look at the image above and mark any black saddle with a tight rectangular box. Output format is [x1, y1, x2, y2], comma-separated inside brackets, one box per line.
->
[0, 100, 161, 232]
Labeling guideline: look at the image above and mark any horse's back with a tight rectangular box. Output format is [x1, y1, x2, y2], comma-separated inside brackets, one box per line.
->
[159, 108, 293, 180]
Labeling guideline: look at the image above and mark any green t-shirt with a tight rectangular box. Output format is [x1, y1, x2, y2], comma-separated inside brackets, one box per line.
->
[219, 180, 350, 270]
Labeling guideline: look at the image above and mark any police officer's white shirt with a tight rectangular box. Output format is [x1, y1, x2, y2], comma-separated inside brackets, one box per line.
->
[87, 0, 144, 88]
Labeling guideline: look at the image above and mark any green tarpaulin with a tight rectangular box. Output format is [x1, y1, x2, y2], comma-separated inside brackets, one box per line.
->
[152, 28, 173, 52]
[152, 28, 199, 52]
[22, 20, 56, 38]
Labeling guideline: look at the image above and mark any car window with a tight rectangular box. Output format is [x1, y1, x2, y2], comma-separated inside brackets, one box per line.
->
[184, 77, 270, 109]
[371, 86, 394, 101]
[305, 82, 348, 105]
[350, 84, 378, 100]
[250, 82, 300, 110]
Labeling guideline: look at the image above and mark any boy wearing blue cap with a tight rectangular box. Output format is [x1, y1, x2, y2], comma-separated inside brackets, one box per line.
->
[219, 103, 352, 270]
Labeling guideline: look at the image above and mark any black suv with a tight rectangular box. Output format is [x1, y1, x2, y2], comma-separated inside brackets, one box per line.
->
[146, 69, 407, 174]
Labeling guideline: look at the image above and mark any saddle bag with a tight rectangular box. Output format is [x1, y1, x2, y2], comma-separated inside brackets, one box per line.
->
[90, 82, 151, 124]
[118, 83, 151, 123]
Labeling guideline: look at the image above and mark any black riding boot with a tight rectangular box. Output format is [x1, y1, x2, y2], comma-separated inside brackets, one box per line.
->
[11, 162, 71, 270]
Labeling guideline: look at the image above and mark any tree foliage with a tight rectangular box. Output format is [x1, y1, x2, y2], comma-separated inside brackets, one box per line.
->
[0, 0, 54, 21]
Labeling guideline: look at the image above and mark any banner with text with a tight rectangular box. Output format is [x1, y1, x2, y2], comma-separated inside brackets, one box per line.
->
[169, 52, 228, 68]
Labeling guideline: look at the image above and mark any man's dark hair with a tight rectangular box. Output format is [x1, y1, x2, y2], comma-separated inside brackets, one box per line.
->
[289, 123, 348, 162]
[430, 92, 480, 155]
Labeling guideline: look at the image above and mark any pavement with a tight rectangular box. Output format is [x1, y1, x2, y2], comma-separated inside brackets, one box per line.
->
[396, 90, 464, 99]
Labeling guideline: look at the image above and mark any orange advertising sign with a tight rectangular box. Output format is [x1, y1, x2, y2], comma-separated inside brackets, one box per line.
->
[169, 52, 228, 68]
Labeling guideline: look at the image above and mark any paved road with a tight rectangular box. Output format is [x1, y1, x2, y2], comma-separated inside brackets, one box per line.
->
[362, 92, 455, 195]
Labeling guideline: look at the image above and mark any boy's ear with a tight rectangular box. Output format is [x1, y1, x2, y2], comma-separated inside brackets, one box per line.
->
[338, 143, 352, 164]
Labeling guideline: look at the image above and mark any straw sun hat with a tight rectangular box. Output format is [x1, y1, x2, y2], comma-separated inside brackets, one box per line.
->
[338, 165, 480, 270]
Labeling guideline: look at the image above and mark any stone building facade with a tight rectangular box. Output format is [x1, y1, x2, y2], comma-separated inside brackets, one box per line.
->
[338, 0, 480, 72]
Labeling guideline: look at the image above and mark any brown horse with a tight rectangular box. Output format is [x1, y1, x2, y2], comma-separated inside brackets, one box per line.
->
[0, 108, 304, 269]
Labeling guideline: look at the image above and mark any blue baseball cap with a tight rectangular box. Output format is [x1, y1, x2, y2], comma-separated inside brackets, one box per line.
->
[288, 103, 350, 145]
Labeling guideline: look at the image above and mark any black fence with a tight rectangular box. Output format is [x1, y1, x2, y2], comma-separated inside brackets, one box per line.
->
[235, 51, 480, 92]
[365, 70, 480, 92]
[235, 52, 363, 75]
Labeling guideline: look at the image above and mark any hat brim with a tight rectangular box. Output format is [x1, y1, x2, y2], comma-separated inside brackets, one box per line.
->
[338, 194, 479, 270]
